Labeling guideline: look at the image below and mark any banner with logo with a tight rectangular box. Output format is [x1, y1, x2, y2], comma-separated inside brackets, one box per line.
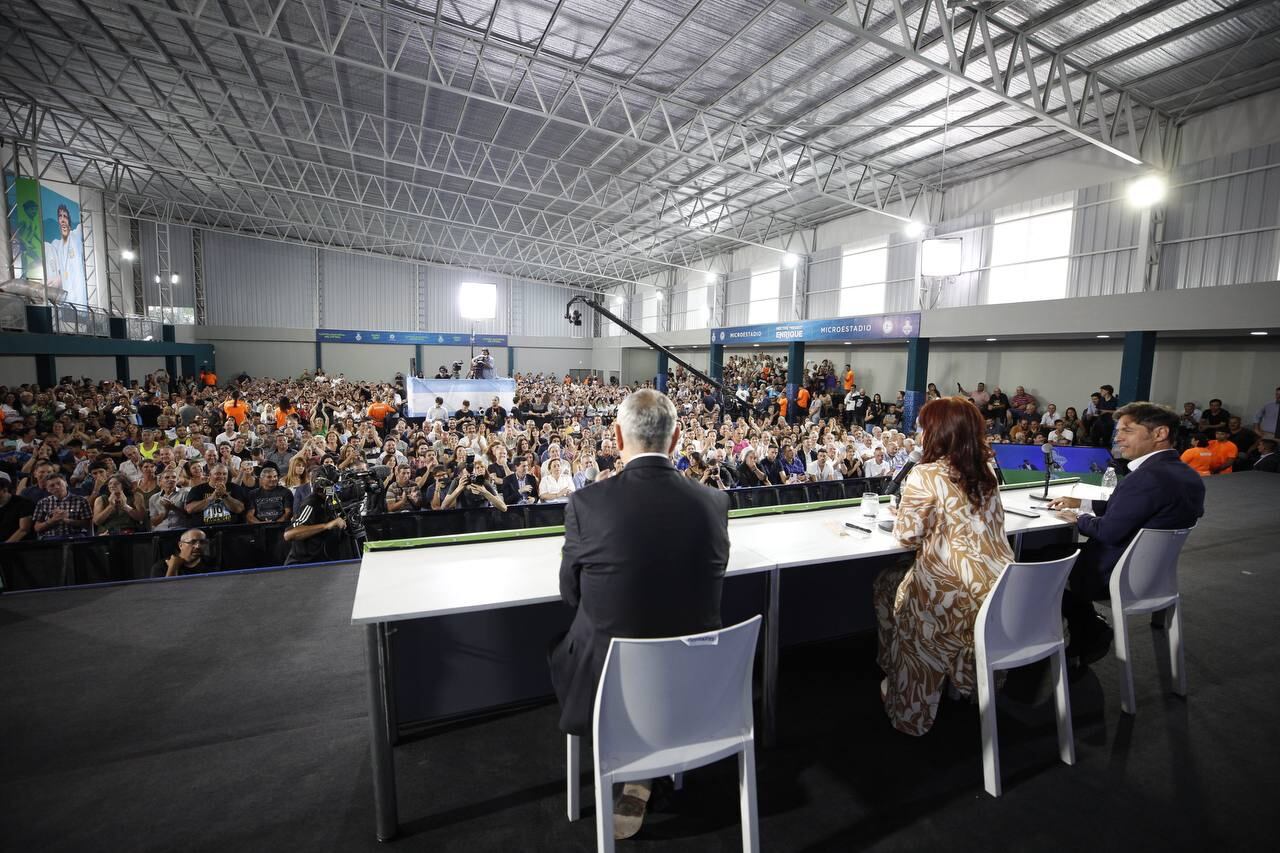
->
[317, 328, 508, 347]
[710, 312, 920, 345]
[5, 174, 43, 283]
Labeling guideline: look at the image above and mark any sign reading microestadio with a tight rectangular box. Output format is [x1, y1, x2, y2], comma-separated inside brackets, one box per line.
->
[316, 329, 509, 347]
[710, 313, 920, 345]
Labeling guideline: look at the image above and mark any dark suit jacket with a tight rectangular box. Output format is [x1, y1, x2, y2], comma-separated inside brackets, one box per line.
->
[548, 455, 730, 735]
[1253, 453, 1279, 473]
[1074, 449, 1205, 599]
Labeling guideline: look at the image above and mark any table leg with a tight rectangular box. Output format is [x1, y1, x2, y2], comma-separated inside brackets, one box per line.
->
[761, 568, 781, 748]
[365, 622, 398, 841]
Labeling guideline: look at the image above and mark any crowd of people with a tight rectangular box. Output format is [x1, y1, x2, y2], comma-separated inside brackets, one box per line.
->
[0, 358, 1275, 564]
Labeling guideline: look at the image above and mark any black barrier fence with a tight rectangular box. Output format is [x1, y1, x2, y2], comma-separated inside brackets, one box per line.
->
[0, 476, 887, 592]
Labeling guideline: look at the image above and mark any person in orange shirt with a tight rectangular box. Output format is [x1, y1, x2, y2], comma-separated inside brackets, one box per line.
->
[274, 396, 298, 430]
[1179, 437, 1214, 477]
[794, 386, 810, 424]
[843, 366, 855, 392]
[777, 394, 788, 421]
[199, 366, 217, 387]
[1207, 427, 1238, 475]
[222, 390, 249, 426]
[367, 398, 394, 431]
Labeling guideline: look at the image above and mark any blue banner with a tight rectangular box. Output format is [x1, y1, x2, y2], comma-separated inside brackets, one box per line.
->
[316, 328, 508, 347]
[711, 312, 920, 345]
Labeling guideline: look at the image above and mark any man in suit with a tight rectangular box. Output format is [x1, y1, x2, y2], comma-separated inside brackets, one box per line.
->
[1050, 402, 1205, 664]
[549, 388, 729, 839]
[1252, 438, 1279, 473]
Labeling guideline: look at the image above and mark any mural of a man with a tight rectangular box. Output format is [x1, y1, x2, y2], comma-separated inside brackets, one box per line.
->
[44, 203, 87, 304]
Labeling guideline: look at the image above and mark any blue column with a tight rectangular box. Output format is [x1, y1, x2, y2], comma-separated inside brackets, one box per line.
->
[1119, 330, 1156, 403]
[415, 344, 425, 377]
[786, 341, 804, 423]
[903, 337, 930, 433]
[315, 340, 323, 371]
[507, 347, 515, 377]
[709, 343, 724, 383]
[655, 351, 669, 393]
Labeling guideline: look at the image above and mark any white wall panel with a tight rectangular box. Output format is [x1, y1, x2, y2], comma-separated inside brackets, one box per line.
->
[58, 356, 118, 382]
[1069, 182, 1142, 297]
[206, 339, 314, 381]
[130, 357, 167, 380]
[321, 343, 414, 380]
[515, 346, 590, 377]
[1151, 339, 1280, 418]
[321, 251, 415, 331]
[806, 248, 840, 319]
[205, 232, 316, 328]
[517, 279, 588, 338]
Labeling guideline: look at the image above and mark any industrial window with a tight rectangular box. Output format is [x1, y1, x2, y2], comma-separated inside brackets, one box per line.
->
[748, 267, 780, 325]
[987, 200, 1073, 304]
[838, 240, 888, 316]
[685, 285, 709, 330]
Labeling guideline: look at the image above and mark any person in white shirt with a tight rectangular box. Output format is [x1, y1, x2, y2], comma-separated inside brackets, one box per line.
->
[117, 445, 145, 484]
[44, 204, 87, 304]
[1253, 386, 1280, 438]
[805, 447, 840, 481]
[864, 447, 892, 478]
[539, 458, 575, 502]
[1040, 404, 1059, 428]
[1047, 419, 1074, 446]
[214, 419, 240, 447]
[425, 396, 449, 423]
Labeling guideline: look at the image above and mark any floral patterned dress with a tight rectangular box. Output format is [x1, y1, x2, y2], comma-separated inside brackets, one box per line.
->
[873, 460, 1014, 736]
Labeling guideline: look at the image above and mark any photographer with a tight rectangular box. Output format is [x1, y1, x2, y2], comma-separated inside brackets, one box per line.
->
[699, 450, 735, 490]
[283, 467, 351, 564]
[443, 459, 508, 511]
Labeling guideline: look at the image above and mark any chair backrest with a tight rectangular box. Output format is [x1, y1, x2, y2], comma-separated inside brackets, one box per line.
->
[977, 551, 1080, 656]
[1110, 527, 1193, 604]
[592, 615, 762, 776]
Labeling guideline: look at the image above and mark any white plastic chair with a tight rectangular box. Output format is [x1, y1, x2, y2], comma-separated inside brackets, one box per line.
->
[975, 550, 1080, 797]
[1105, 527, 1194, 715]
[566, 615, 762, 853]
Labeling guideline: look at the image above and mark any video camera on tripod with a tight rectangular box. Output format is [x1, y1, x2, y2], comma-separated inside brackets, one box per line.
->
[313, 464, 387, 543]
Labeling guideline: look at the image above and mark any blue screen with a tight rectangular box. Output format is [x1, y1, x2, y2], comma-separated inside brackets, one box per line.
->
[994, 444, 1113, 473]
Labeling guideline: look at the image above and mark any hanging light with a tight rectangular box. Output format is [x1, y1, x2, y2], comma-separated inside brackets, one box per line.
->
[903, 221, 926, 238]
[782, 253, 800, 268]
[1126, 174, 1167, 207]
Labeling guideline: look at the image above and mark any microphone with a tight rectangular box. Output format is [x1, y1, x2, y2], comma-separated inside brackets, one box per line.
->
[882, 449, 922, 496]
[1029, 443, 1056, 502]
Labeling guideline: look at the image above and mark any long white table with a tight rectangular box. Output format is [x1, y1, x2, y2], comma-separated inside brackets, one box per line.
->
[352, 480, 1100, 840]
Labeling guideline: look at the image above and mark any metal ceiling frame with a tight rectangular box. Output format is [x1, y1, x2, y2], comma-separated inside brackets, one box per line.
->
[0, 0, 1272, 291]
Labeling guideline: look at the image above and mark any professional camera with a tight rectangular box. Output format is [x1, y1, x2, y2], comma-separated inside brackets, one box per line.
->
[450, 360, 464, 379]
[313, 464, 386, 540]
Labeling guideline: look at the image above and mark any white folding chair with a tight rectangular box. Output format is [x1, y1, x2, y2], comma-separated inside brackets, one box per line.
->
[566, 615, 762, 853]
[975, 550, 1080, 797]
[1105, 527, 1194, 715]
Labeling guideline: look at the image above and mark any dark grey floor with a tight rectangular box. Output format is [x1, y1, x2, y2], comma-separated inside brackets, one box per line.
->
[2, 473, 1277, 852]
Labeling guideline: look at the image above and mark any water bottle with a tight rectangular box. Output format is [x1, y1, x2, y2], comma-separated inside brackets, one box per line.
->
[1101, 466, 1117, 498]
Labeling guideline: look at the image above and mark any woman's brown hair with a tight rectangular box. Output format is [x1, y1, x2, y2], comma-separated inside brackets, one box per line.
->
[917, 396, 997, 510]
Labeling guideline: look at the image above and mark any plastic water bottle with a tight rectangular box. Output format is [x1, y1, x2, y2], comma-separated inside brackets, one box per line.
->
[1101, 466, 1117, 498]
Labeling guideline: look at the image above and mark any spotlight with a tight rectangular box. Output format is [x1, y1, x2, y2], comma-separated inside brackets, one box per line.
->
[1126, 174, 1167, 208]
[656, 291, 664, 301]
[903, 221, 926, 238]
[121, 249, 135, 261]
[1250, 331, 1268, 336]
[703, 271, 717, 286]
[782, 253, 800, 268]
[153, 274, 161, 284]
[169, 273, 180, 284]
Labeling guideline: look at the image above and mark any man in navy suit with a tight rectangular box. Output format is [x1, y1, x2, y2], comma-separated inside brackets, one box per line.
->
[1049, 402, 1205, 664]
[549, 388, 729, 839]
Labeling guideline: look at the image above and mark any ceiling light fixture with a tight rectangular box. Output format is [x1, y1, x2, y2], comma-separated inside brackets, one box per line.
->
[1250, 331, 1268, 336]
[986, 337, 998, 342]
[782, 252, 800, 268]
[1126, 174, 1168, 208]
[903, 221, 926, 239]
[120, 249, 135, 261]
[1096, 334, 1111, 339]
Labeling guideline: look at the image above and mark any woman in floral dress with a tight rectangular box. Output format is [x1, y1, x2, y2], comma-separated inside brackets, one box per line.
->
[873, 396, 1014, 736]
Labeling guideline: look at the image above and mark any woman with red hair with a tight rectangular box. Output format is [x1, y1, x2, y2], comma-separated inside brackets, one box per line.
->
[872, 395, 1014, 736]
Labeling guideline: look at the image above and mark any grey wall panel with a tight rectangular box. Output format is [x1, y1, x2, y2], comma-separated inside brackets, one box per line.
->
[138, 223, 196, 314]
[929, 212, 988, 309]
[518, 280, 587, 338]
[1160, 143, 1280, 290]
[725, 271, 750, 326]
[885, 236, 918, 313]
[207, 339, 315, 381]
[321, 343, 415, 380]
[0, 357, 35, 387]
[515, 346, 591, 377]
[1070, 182, 1141, 297]
[130, 357, 167, 379]
[321, 251, 416, 331]
[204, 232, 316, 328]
[806, 248, 840, 320]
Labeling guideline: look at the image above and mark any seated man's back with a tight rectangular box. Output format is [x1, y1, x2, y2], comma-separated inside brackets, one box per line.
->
[550, 389, 729, 737]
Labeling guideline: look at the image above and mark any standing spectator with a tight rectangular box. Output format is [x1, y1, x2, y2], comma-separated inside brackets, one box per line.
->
[1088, 385, 1119, 446]
[1198, 399, 1231, 438]
[0, 472, 35, 542]
[223, 389, 250, 426]
[32, 474, 92, 540]
[1252, 386, 1279, 438]
[246, 463, 294, 523]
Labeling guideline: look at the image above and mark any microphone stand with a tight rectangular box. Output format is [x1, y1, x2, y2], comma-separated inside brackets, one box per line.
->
[1028, 445, 1056, 502]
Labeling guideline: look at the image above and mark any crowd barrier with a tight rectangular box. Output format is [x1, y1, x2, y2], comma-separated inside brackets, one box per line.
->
[0, 477, 888, 592]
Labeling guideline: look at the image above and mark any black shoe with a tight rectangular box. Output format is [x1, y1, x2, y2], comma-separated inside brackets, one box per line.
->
[1067, 618, 1112, 667]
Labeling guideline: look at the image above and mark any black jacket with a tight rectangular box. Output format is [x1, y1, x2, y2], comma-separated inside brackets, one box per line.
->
[1073, 449, 1205, 597]
[548, 455, 729, 735]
